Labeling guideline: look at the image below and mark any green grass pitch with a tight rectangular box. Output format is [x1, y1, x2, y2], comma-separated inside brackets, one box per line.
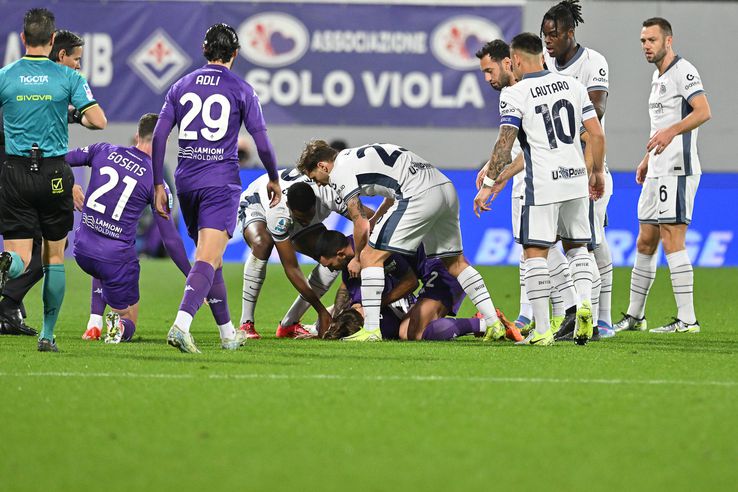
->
[1, 260, 736, 491]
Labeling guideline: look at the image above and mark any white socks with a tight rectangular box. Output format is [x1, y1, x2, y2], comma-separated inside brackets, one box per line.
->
[218, 321, 236, 340]
[174, 311, 194, 333]
[594, 240, 613, 326]
[280, 264, 339, 326]
[361, 267, 384, 331]
[524, 257, 551, 335]
[566, 247, 594, 306]
[666, 249, 696, 324]
[548, 247, 577, 311]
[240, 253, 267, 325]
[457, 266, 498, 329]
[590, 253, 602, 325]
[627, 252, 657, 319]
[87, 314, 103, 330]
[518, 253, 532, 319]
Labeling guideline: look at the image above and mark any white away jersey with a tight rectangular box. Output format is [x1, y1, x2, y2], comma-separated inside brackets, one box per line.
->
[647, 56, 705, 177]
[243, 168, 347, 242]
[330, 143, 450, 202]
[499, 70, 596, 206]
[544, 46, 609, 93]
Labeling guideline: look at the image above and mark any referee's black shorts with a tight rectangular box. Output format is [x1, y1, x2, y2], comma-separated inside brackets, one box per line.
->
[0, 155, 74, 241]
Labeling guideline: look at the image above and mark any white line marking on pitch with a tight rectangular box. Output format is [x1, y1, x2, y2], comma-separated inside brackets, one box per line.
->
[0, 371, 735, 387]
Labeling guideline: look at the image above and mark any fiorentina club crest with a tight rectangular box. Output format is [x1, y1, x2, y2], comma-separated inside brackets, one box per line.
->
[127, 29, 191, 93]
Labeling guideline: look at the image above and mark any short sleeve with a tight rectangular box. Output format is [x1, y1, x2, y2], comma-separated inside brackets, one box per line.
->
[331, 160, 361, 203]
[499, 87, 523, 128]
[677, 61, 705, 103]
[265, 204, 293, 242]
[585, 52, 609, 92]
[580, 82, 597, 122]
[67, 70, 97, 112]
[318, 184, 348, 216]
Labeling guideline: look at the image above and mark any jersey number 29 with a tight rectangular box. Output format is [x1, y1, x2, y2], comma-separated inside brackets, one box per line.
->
[178, 92, 231, 142]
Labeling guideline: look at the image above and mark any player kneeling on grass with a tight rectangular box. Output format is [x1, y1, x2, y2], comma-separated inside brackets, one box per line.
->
[68, 114, 190, 343]
[237, 169, 374, 338]
[316, 231, 417, 340]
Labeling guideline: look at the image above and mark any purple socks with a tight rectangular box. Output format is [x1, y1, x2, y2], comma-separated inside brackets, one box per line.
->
[121, 318, 136, 341]
[207, 268, 231, 325]
[91, 278, 106, 316]
[179, 261, 215, 317]
[421, 318, 482, 341]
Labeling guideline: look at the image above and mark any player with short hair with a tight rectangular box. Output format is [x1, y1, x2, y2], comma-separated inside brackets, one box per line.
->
[238, 169, 360, 338]
[541, 0, 614, 338]
[614, 18, 710, 334]
[299, 141, 506, 342]
[473, 32, 606, 346]
[0, 8, 107, 352]
[316, 230, 418, 340]
[152, 23, 280, 353]
[476, 39, 579, 340]
[0, 27, 87, 337]
[68, 113, 191, 344]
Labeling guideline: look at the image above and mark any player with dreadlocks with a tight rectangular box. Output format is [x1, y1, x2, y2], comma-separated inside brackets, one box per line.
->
[541, 0, 615, 340]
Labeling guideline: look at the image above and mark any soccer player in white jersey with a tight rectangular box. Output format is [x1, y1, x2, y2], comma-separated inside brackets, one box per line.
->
[541, 0, 614, 339]
[237, 168, 361, 338]
[298, 141, 506, 342]
[474, 32, 606, 346]
[614, 18, 711, 334]
[476, 39, 579, 340]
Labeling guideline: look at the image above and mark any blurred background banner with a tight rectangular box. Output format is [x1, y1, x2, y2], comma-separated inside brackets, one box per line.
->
[182, 169, 737, 268]
[0, 0, 521, 127]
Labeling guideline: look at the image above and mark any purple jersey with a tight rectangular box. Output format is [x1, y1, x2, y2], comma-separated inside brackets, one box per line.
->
[68, 143, 171, 263]
[153, 64, 275, 193]
[410, 245, 465, 316]
[343, 246, 413, 305]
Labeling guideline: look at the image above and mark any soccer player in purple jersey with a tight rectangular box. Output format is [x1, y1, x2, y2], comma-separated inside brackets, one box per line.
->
[67, 113, 191, 344]
[151, 24, 280, 353]
[316, 231, 418, 340]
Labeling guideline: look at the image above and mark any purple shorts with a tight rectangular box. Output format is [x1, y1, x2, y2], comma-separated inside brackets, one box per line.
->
[75, 253, 140, 310]
[419, 268, 465, 316]
[178, 185, 241, 242]
[379, 307, 402, 340]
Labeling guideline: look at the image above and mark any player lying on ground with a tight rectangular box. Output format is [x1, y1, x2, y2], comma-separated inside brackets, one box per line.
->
[315, 231, 418, 340]
[237, 169, 376, 339]
[473, 33, 606, 346]
[298, 141, 506, 342]
[315, 230, 520, 341]
[67, 113, 190, 343]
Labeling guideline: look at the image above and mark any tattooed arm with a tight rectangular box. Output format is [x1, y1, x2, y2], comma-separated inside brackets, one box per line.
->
[485, 125, 519, 183]
[346, 194, 370, 278]
[473, 125, 519, 217]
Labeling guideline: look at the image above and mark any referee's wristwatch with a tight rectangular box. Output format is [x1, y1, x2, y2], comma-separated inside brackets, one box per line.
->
[67, 107, 83, 124]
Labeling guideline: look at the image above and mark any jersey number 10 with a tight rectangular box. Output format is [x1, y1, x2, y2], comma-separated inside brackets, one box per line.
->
[535, 99, 576, 150]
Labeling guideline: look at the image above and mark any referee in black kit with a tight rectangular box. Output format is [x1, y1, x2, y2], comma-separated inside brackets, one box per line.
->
[0, 8, 107, 352]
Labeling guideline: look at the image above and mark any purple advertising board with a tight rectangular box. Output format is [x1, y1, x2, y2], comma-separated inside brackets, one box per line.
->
[0, 1, 521, 127]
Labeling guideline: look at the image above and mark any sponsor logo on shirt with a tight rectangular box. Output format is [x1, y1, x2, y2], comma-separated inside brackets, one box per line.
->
[81, 212, 123, 239]
[178, 146, 225, 162]
[83, 82, 94, 101]
[551, 166, 586, 180]
[431, 16, 502, 70]
[238, 12, 309, 68]
[19, 75, 48, 84]
[127, 28, 191, 93]
[15, 94, 51, 102]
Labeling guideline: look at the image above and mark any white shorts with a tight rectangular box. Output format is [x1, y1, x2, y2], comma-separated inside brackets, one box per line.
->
[515, 196, 591, 247]
[237, 194, 266, 230]
[638, 175, 700, 225]
[589, 171, 613, 247]
[511, 195, 524, 241]
[369, 182, 463, 258]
